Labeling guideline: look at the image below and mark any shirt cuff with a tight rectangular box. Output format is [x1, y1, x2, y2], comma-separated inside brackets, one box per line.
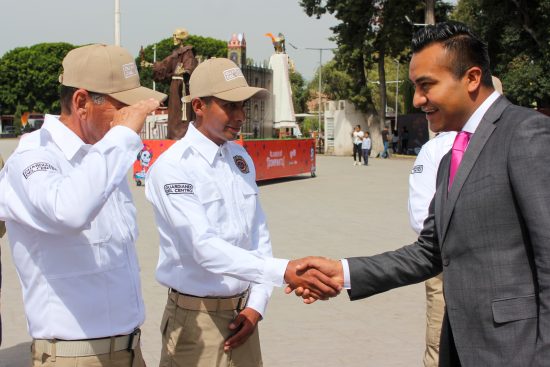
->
[341, 258, 351, 289]
[246, 283, 272, 317]
[263, 258, 290, 287]
[95, 125, 143, 154]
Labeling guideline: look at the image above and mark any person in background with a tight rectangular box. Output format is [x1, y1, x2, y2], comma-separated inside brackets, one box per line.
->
[381, 127, 390, 158]
[352, 125, 364, 165]
[362, 131, 371, 166]
[391, 130, 399, 154]
[0, 153, 4, 346]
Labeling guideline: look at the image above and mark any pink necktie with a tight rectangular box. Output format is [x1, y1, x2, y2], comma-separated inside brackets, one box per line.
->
[448, 131, 471, 191]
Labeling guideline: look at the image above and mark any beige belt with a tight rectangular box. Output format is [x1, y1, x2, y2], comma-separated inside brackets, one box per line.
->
[169, 289, 248, 312]
[33, 329, 140, 357]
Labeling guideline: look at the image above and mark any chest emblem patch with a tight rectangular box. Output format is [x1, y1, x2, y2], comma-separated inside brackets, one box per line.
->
[233, 155, 249, 174]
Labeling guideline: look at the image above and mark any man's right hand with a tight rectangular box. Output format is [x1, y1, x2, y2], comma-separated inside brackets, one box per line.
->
[284, 257, 343, 301]
[111, 98, 160, 134]
[285, 257, 344, 304]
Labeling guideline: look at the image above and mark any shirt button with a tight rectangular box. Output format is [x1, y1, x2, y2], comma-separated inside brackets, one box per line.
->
[442, 257, 450, 266]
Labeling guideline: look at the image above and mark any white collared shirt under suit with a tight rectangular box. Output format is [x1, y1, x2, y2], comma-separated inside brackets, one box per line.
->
[0, 115, 145, 363]
[145, 122, 288, 366]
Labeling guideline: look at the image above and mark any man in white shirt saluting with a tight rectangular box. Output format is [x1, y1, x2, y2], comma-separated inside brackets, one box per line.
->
[0, 44, 166, 366]
[145, 58, 341, 367]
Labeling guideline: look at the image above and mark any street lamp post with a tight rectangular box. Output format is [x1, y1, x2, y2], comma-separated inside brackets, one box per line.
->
[153, 44, 157, 91]
[305, 48, 335, 140]
[114, 0, 121, 46]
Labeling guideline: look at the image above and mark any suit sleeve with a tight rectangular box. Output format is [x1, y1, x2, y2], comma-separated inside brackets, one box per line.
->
[507, 111, 550, 364]
[347, 178, 442, 301]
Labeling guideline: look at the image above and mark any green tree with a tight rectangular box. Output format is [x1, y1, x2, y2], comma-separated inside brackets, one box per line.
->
[289, 69, 309, 114]
[452, 0, 550, 108]
[308, 60, 355, 102]
[138, 35, 227, 95]
[299, 0, 452, 128]
[0, 42, 76, 114]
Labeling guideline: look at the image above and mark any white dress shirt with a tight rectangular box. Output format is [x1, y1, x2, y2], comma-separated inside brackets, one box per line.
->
[408, 132, 456, 234]
[0, 115, 145, 339]
[343, 91, 502, 287]
[145, 123, 289, 316]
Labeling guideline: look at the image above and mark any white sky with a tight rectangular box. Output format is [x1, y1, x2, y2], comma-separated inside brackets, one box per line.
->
[0, 0, 339, 80]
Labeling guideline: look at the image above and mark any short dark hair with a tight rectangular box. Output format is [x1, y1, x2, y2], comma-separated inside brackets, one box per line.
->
[59, 86, 105, 114]
[60, 85, 78, 114]
[411, 21, 492, 87]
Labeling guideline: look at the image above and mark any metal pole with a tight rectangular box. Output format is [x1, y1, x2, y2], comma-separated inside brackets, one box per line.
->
[318, 50, 322, 136]
[305, 47, 335, 153]
[114, 0, 121, 46]
[153, 44, 157, 91]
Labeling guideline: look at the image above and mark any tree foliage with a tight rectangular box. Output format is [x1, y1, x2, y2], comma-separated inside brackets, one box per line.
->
[299, 0, 452, 126]
[0, 43, 76, 114]
[138, 35, 227, 95]
[289, 69, 309, 114]
[451, 0, 550, 107]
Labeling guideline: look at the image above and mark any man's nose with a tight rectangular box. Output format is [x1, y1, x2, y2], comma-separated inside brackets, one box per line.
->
[412, 91, 427, 109]
[234, 107, 245, 123]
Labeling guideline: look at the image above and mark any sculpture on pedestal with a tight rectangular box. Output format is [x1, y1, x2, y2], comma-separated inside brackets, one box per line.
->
[151, 29, 198, 139]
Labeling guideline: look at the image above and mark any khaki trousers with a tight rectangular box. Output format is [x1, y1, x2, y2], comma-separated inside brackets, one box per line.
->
[423, 274, 445, 367]
[31, 343, 145, 367]
[159, 294, 263, 367]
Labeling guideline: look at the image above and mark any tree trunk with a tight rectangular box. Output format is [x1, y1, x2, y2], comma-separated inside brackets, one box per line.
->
[425, 0, 435, 25]
[377, 49, 387, 131]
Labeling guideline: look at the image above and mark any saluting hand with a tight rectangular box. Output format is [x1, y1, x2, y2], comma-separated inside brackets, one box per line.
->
[111, 98, 160, 134]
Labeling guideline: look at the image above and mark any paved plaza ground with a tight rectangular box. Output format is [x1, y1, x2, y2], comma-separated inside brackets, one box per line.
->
[0, 138, 425, 367]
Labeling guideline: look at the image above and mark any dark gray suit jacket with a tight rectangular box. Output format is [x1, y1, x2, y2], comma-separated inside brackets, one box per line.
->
[348, 96, 550, 366]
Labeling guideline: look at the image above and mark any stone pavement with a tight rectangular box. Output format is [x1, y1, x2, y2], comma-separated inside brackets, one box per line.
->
[0, 138, 425, 367]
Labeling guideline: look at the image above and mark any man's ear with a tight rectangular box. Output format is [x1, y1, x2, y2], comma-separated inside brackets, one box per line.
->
[192, 98, 206, 118]
[73, 89, 89, 121]
[465, 66, 482, 93]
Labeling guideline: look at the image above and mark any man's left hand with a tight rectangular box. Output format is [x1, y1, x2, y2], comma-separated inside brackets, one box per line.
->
[224, 307, 261, 352]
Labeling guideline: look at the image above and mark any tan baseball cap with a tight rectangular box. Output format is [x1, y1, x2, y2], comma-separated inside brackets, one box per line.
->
[59, 44, 167, 105]
[184, 58, 269, 102]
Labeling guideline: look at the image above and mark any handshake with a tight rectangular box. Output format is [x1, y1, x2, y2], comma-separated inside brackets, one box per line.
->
[283, 256, 344, 304]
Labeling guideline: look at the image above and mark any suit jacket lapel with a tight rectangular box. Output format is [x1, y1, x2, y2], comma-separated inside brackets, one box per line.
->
[439, 96, 510, 245]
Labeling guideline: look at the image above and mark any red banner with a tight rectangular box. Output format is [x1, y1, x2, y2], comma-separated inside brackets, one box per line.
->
[241, 139, 316, 181]
[133, 140, 176, 186]
[133, 138, 316, 185]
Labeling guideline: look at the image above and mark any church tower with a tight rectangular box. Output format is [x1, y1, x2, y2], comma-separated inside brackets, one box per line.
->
[228, 33, 246, 67]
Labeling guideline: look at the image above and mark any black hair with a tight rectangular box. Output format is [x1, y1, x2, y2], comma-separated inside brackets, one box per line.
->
[59, 85, 78, 114]
[411, 21, 492, 87]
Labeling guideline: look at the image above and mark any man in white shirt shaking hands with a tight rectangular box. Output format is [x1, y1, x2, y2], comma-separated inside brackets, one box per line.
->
[145, 58, 340, 367]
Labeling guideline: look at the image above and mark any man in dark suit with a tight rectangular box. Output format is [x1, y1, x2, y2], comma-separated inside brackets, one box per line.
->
[289, 22, 550, 366]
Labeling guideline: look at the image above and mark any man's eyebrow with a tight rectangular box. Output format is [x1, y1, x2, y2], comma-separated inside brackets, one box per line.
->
[411, 76, 435, 85]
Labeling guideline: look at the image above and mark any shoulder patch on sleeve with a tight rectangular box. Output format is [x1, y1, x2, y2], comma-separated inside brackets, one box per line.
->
[233, 155, 250, 174]
[411, 165, 423, 174]
[164, 183, 194, 195]
[22, 162, 57, 179]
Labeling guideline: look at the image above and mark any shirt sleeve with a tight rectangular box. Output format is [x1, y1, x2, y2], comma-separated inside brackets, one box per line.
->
[146, 160, 289, 293]
[0, 126, 142, 233]
[408, 142, 438, 235]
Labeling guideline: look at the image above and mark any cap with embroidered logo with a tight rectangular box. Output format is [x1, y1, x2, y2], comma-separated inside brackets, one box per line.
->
[184, 58, 269, 102]
[59, 44, 167, 105]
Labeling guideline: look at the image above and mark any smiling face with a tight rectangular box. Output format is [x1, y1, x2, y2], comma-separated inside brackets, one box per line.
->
[193, 97, 246, 145]
[409, 43, 474, 133]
